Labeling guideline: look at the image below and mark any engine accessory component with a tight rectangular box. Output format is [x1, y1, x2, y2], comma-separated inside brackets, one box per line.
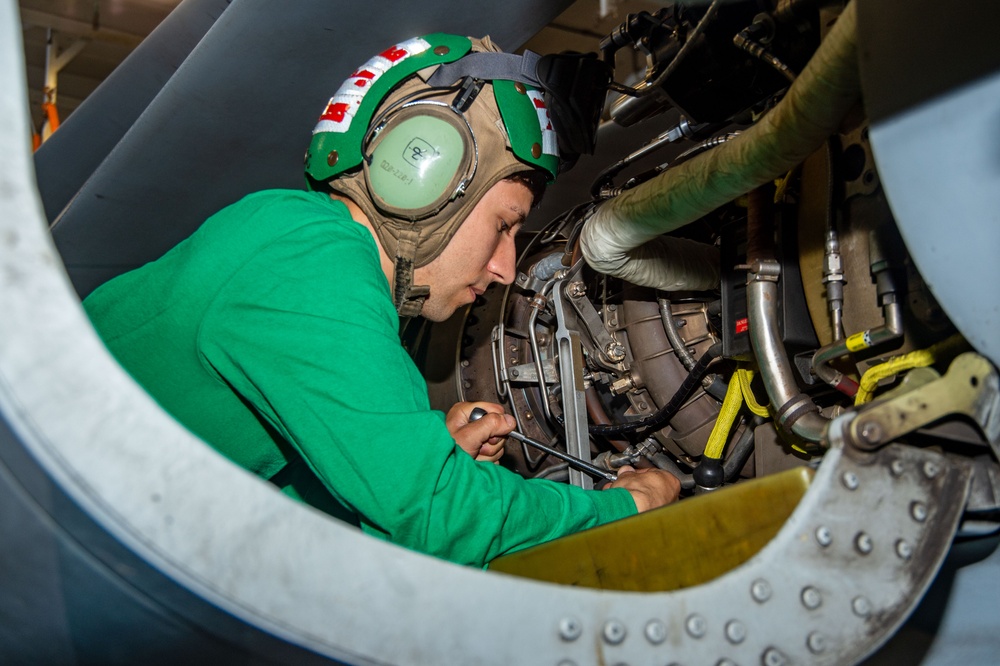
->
[581, 0, 859, 290]
[469, 407, 616, 482]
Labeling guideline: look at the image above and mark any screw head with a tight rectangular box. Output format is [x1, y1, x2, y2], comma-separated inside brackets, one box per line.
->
[801, 586, 823, 610]
[855, 532, 873, 555]
[852, 596, 873, 617]
[807, 631, 828, 654]
[895, 539, 913, 560]
[558, 616, 582, 641]
[685, 614, 707, 639]
[815, 526, 833, 547]
[644, 620, 667, 645]
[842, 471, 860, 490]
[751, 579, 772, 603]
[911, 501, 928, 522]
[602, 620, 627, 645]
[725, 620, 747, 644]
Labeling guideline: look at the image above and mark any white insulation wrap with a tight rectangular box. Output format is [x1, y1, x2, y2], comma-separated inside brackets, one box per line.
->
[581, 1, 860, 290]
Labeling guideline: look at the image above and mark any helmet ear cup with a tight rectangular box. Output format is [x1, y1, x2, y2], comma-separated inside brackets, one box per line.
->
[363, 103, 477, 220]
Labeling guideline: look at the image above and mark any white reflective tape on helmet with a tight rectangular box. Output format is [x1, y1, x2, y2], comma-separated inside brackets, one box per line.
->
[526, 90, 558, 157]
[312, 37, 432, 135]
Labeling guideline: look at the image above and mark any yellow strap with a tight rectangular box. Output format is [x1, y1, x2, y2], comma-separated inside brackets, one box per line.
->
[737, 369, 770, 418]
[703, 373, 744, 459]
[854, 334, 967, 405]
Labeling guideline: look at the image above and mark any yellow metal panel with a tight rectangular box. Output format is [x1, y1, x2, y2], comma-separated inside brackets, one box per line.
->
[489, 467, 814, 592]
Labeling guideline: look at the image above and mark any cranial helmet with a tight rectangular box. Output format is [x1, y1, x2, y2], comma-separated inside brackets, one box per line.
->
[305, 34, 606, 316]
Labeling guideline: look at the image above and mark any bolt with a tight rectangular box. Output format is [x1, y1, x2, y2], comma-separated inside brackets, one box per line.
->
[859, 422, 883, 446]
[911, 501, 928, 522]
[923, 460, 940, 479]
[606, 342, 627, 362]
[890, 459, 905, 476]
[510, 368, 519, 378]
[638, 401, 649, 411]
[763, 647, 788, 666]
[567, 281, 587, 299]
[685, 614, 707, 639]
[852, 596, 873, 617]
[815, 526, 833, 547]
[607, 304, 617, 312]
[603, 620, 627, 645]
[558, 617, 582, 642]
[644, 620, 667, 645]
[801, 586, 822, 610]
[842, 471, 860, 490]
[751, 579, 772, 603]
[807, 631, 828, 654]
[855, 532, 873, 555]
[460, 359, 470, 367]
[463, 380, 472, 389]
[609, 318, 618, 327]
[725, 620, 747, 644]
[896, 539, 913, 560]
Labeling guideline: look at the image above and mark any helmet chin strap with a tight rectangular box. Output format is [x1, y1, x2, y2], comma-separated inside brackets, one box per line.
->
[392, 229, 430, 318]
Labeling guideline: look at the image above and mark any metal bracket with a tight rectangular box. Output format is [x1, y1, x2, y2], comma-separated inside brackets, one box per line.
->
[845, 352, 1000, 457]
[552, 280, 594, 490]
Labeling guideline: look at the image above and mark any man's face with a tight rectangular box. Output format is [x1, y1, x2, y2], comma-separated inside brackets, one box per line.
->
[413, 178, 531, 322]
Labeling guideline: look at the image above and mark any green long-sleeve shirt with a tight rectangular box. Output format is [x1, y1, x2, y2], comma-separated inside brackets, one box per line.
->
[83, 189, 635, 567]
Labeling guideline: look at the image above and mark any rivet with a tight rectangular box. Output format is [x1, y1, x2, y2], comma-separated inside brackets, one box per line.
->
[510, 368, 519, 378]
[460, 359, 470, 367]
[685, 614, 707, 639]
[644, 620, 667, 645]
[326, 150, 339, 167]
[514, 81, 527, 94]
[807, 631, 828, 654]
[890, 459, 905, 476]
[509, 344, 518, 353]
[433, 45, 450, 56]
[855, 532, 873, 555]
[842, 471, 859, 490]
[531, 143, 542, 159]
[895, 539, 913, 560]
[725, 620, 747, 644]
[762, 647, 788, 666]
[718, 660, 738, 666]
[463, 380, 472, 389]
[923, 460, 940, 479]
[801, 586, 822, 610]
[815, 526, 833, 547]
[852, 596, 872, 617]
[638, 402, 648, 411]
[558, 616, 582, 641]
[911, 501, 928, 522]
[751, 579, 772, 603]
[603, 619, 627, 645]
[557, 661, 577, 666]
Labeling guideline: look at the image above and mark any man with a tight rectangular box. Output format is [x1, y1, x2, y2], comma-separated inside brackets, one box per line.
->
[84, 33, 680, 568]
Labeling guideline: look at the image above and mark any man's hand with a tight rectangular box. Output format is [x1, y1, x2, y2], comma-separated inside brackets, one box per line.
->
[606, 466, 681, 512]
[446, 402, 516, 463]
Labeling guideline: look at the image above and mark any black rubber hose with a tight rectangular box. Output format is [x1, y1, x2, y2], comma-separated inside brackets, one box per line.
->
[590, 342, 722, 437]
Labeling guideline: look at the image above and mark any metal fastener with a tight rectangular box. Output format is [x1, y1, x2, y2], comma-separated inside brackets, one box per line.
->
[326, 150, 339, 167]
[718, 660, 738, 666]
[859, 422, 883, 446]
[433, 45, 451, 56]
[923, 460, 940, 479]
[807, 631, 828, 654]
[558, 617, 582, 642]
[842, 471, 860, 490]
[890, 459, 906, 476]
[855, 532, 873, 555]
[603, 620, 627, 645]
[510, 368, 519, 378]
[567, 281, 586, 299]
[725, 620, 747, 644]
[801, 586, 822, 610]
[762, 647, 788, 666]
[513, 81, 526, 94]
[852, 596, 872, 617]
[685, 614, 707, 639]
[531, 143, 542, 159]
[644, 620, 667, 645]
[815, 526, 833, 547]
[751, 579, 772, 603]
[911, 501, 928, 522]
[605, 342, 627, 362]
[895, 539, 913, 560]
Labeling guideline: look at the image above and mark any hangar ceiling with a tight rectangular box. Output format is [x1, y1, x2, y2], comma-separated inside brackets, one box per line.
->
[19, 0, 659, 131]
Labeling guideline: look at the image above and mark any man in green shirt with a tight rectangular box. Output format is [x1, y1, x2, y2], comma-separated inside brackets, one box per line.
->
[84, 34, 680, 568]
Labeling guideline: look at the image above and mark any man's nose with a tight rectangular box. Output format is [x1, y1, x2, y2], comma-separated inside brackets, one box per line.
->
[487, 237, 517, 285]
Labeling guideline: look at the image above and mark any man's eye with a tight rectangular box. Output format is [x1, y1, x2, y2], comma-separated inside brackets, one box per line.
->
[498, 221, 512, 234]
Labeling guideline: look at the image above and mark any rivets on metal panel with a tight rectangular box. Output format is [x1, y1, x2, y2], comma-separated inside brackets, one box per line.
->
[558, 617, 582, 642]
[890, 459, 906, 476]
[911, 501, 928, 522]
[923, 461, 940, 479]
[801, 586, 823, 610]
[644, 620, 667, 645]
[725, 620, 747, 644]
[852, 596, 872, 617]
[807, 631, 828, 654]
[842, 471, 859, 490]
[603, 620, 627, 645]
[855, 532, 873, 554]
[686, 614, 707, 639]
[896, 539, 913, 560]
[751, 579, 773, 603]
[815, 525, 833, 547]
[762, 647, 788, 666]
